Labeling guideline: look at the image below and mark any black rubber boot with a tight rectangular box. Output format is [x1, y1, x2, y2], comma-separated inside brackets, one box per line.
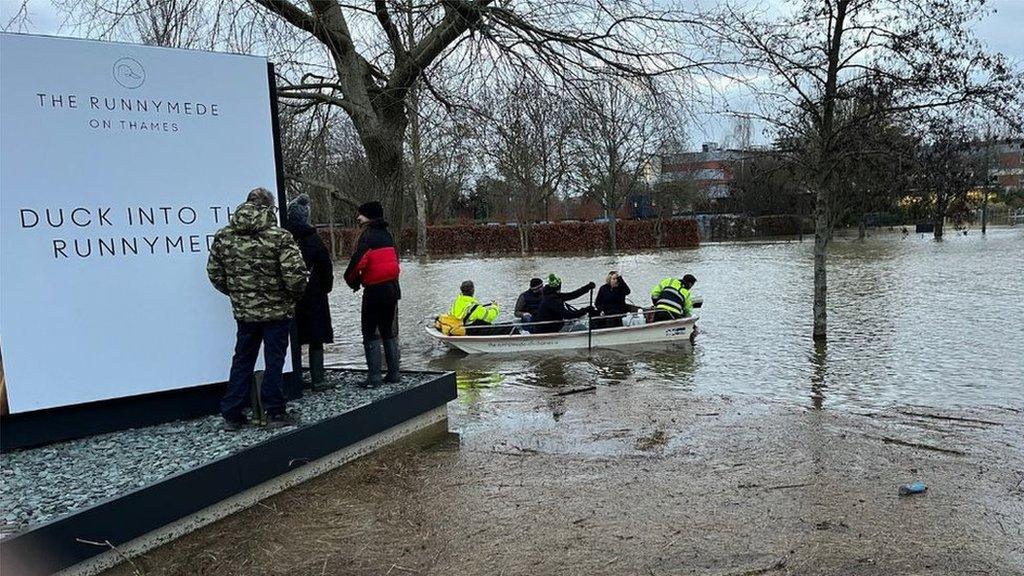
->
[383, 338, 401, 383]
[309, 346, 330, 390]
[362, 339, 383, 388]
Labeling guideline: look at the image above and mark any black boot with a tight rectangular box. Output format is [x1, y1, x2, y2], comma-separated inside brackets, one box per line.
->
[383, 338, 401, 383]
[297, 345, 312, 388]
[310, 345, 331, 390]
[362, 339, 383, 388]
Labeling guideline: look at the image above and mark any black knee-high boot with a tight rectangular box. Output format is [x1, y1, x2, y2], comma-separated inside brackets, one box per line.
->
[362, 339, 383, 388]
[383, 338, 400, 383]
[309, 344, 329, 390]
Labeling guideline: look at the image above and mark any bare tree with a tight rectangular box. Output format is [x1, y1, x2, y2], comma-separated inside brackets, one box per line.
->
[419, 106, 472, 224]
[709, 0, 1023, 340]
[729, 153, 804, 217]
[575, 76, 667, 251]
[727, 116, 752, 150]
[52, 0, 230, 49]
[2, 1, 31, 32]
[651, 176, 701, 246]
[52, 0, 707, 252]
[254, 0, 694, 234]
[479, 77, 577, 252]
[912, 121, 988, 239]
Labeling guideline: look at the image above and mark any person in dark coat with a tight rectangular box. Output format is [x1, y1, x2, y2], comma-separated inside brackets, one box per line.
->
[593, 271, 632, 329]
[286, 194, 334, 390]
[514, 278, 544, 321]
[533, 284, 595, 334]
[344, 201, 401, 388]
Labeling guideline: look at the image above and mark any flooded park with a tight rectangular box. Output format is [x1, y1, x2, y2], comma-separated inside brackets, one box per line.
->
[3, 0, 1024, 574]
[102, 229, 1024, 576]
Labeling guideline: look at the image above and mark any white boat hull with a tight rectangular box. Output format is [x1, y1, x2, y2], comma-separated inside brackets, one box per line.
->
[425, 316, 697, 354]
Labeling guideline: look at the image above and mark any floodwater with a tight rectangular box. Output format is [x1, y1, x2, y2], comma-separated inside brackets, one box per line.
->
[102, 227, 1024, 576]
[327, 227, 1023, 412]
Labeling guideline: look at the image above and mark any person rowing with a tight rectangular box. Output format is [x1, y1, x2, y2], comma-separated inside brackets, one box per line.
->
[450, 280, 500, 328]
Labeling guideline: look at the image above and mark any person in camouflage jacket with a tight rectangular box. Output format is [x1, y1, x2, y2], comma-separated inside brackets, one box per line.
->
[207, 188, 308, 430]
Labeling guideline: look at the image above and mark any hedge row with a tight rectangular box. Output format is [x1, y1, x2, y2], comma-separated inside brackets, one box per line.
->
[319, 218, 700, 256]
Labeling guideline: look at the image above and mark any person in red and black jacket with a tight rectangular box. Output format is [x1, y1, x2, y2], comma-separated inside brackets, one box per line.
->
[344, 201, 401, 387]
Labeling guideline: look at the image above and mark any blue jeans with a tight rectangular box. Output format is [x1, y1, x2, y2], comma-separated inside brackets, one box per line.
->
[221, 319, 290, 421]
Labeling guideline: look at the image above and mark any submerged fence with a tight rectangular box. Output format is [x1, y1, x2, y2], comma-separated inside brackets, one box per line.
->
[696, 214, 814, 241]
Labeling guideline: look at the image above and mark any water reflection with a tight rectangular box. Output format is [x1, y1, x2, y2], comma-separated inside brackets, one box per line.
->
[326, 228, 1024, 412]
[454, 370, 504, 406]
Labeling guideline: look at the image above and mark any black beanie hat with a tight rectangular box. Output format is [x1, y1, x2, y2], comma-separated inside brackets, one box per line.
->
[358, 201, 384, 220]
[529, 277, 543, 289]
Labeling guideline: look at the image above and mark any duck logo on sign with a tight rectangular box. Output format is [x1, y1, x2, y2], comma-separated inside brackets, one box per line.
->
[112, 57, 146, 89]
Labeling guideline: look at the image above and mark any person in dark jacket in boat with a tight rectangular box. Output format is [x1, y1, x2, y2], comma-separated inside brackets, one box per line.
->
[344, 201, 401, 388]
[286, 194, 334, 390]
[593, 271, 631, 329]
[513, 277, 544, 322]
[547, 274, 595, 303]
[532, 274, 596, 334]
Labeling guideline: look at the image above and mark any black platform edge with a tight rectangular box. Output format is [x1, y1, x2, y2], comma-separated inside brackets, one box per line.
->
[0, 370, 305, 452]
[0, 370, 456, 576]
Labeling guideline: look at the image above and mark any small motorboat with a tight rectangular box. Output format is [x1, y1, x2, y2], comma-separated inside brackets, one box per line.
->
[425, 313, 698, 354]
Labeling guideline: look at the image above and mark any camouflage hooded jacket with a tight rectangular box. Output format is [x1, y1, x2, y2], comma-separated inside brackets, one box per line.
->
[207, 201, 308, 322]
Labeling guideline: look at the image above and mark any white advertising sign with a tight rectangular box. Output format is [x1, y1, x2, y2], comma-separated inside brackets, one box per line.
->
[0, 33, 287, 413]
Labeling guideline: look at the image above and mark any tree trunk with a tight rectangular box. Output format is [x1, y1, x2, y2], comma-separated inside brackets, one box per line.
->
[350, 87, 408, 242]
[608, 212, 618, 252]
[519, 221, 532, 254]
[857, 214, 866, 240]
[408, 84, 428, 256]
[362, 127, 406, 242]
[326, 189, 336, 260]
[812, 190, 829, 341]
[981, 188, 988, 235]
[810, 0, 847, 342]
[933, 193, 946, 240]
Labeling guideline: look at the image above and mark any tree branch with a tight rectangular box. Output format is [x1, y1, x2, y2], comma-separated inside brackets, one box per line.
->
[374, 0, 406, 61]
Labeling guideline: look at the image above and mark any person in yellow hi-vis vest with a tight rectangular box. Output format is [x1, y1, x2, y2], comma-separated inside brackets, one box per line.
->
[650, 274, 696, 321]
[450, 280, 500, 326]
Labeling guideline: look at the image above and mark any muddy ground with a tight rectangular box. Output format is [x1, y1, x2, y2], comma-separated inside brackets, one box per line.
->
[103, 383, 1023, 576]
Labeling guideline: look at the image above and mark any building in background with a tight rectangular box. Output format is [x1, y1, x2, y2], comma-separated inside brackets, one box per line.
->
[657, 142, 772, 212]
[990, 138, 1024, 191]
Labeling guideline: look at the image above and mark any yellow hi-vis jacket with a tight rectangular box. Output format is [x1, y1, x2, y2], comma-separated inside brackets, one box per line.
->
[650, 278, 693, 318]
[450, 294, 500, 324]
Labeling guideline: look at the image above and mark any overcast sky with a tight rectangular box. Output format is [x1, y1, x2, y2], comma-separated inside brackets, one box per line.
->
[3, 0, 1022, 147]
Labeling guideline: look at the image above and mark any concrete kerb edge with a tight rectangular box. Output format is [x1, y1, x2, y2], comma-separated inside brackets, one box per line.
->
[54, 405, 449, 576]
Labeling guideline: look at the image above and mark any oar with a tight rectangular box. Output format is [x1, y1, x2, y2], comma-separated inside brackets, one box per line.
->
[587, 288, 594, 354]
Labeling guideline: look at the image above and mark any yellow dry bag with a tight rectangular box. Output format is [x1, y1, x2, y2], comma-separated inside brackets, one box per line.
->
[434, 314, 466, 336]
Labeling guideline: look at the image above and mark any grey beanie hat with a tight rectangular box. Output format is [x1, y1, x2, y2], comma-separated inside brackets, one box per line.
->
[287, 193, 311, 226]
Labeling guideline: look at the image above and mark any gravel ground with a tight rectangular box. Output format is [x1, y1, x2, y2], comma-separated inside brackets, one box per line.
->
[0, 370, 434, 539]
